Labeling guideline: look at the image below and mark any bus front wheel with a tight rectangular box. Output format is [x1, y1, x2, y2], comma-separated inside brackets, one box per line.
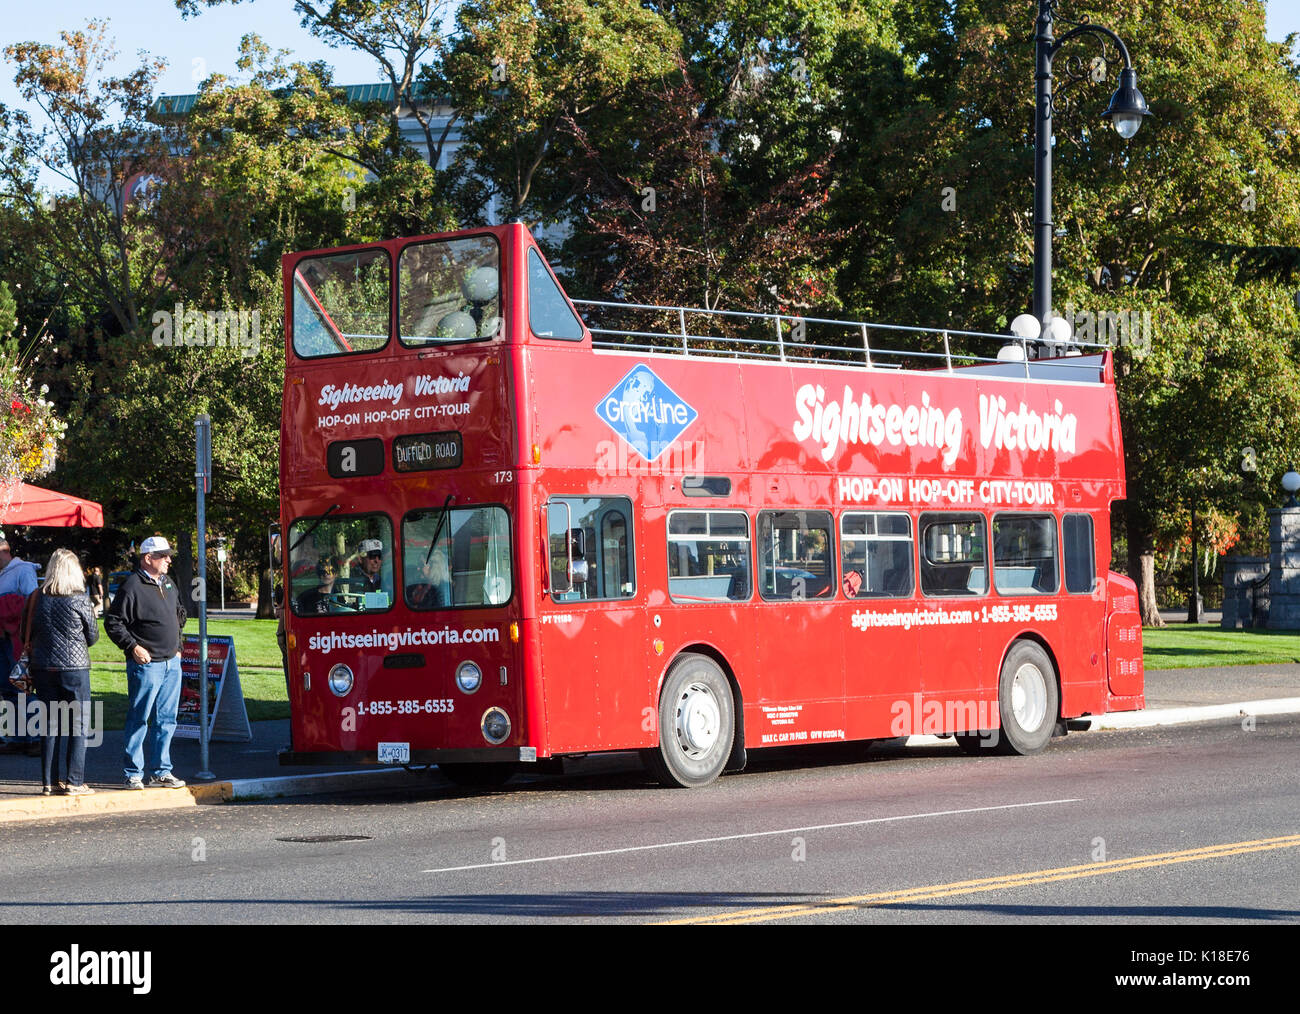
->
[994, 640, 1059, 755]
[647, 654, 735, 789]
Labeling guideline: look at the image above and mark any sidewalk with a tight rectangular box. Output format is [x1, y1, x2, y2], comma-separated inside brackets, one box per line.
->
[2, 663, 1298, 822]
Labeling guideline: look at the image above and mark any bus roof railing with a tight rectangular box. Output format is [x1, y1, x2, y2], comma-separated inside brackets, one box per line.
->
[570, 299, 1114, 382]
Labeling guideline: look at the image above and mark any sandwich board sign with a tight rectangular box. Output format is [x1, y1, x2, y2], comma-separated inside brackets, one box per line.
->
[175, 634, 252, 742]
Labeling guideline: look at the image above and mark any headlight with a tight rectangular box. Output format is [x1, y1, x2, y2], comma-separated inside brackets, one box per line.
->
[327, 663, 354, 697]
[481, 707, 510, 744]
[456, 661, 483, 694]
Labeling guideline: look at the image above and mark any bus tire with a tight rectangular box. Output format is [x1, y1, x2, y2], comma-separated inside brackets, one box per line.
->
[647, 653, 735, 789]
[994, 640, 1059, 756]
[438, 762, 517, 789]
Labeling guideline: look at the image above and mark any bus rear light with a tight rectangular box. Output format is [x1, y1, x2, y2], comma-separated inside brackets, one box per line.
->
[287, 633, 297, 650]
[327, 664, 354, 697]
[531, 443, 541, 464]
[456, 661, 483, 694]
[482, 708, 511, 744]
[510, 622, 519, 643]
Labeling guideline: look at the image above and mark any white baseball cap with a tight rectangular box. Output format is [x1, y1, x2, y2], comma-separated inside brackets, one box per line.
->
[139, 536, 174, 556]
[359, 539, 383, 555]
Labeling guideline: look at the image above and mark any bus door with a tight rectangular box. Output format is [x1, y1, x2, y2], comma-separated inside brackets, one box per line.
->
[915, 511, 987, 730]
[539, 496, 646, 752]
[837, 511, 922, 740]
[752, 510, 845, 744]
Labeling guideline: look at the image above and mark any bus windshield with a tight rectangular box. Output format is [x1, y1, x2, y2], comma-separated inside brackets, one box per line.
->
[403, 506, 512, 609]
[288, 513, 395, 615]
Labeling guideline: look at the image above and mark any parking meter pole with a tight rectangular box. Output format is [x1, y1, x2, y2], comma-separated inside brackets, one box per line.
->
[194, 416, 215, 782]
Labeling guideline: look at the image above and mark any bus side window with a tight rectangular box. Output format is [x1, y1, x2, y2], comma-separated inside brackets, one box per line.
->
[992, 513, 1059, 595]
[667, 510, 751, 603]
[840, 512, 914, 598]
[548, 497, 636, 602]
[1063, 514, 1097, 593]
[757, 510, 834, 601]
[919, 513, 986, 596]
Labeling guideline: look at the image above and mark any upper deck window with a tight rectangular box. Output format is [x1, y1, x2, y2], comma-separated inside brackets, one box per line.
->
[528, 248, 584, 340]
[399, 235, 502, 345]
[292, 249, 391, 359]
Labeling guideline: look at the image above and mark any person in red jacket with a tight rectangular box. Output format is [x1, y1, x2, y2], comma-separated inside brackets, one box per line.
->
[0, 539, 40, 755]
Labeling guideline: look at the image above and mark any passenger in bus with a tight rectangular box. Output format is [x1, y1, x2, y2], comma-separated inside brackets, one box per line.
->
[344, 539, 392, 602]
[407, 550, 452, 609]
[296, 559, 339, 615]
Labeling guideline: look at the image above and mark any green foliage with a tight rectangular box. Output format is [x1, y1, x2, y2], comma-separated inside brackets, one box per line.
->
[438, 0, 682, 223]
[0, 281, 16, 346]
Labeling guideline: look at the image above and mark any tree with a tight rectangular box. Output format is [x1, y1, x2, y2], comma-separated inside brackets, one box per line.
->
[177, 0, 461, 172]
[437, 0, 681, 224]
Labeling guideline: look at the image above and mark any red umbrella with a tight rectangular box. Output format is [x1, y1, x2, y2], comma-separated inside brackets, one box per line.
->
[0, 482, 104, 527]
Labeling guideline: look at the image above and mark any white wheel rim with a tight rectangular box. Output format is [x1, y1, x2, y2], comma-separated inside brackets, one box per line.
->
[1011, 663, 1048, 732]
[675, 681, 721, 758]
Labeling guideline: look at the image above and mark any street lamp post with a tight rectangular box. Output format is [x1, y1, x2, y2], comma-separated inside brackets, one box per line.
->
[1033, 0, 1150, 344]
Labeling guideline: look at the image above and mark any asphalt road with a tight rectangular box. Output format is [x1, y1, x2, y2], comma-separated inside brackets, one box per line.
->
[1, 717, 1296, 925]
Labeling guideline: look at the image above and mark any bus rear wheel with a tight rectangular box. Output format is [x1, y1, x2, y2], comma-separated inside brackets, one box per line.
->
[438, 762, 517, 789]
[647, 654, 735, 789]
[994, 640, 1059, 755]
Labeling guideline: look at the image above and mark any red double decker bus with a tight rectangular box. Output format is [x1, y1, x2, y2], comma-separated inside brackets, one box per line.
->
[277, 222, 1143, 787]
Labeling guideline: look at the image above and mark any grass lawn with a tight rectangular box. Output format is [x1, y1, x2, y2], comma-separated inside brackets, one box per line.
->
[1141, 626, 1300, 670]
[90, 618, 288, 731]
[90, 618, 282, 667]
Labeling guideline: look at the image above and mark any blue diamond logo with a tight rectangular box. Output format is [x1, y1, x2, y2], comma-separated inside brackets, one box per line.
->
[595, 365, 698, 462]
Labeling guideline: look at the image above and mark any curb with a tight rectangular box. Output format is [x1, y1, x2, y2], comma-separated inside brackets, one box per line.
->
[0, 768, 421, 824]
[1079, 697, 1300, 730]
[3, 698, 1299, 823]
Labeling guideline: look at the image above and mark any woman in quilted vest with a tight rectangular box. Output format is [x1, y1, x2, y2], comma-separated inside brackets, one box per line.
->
[26, 549, 99, 795]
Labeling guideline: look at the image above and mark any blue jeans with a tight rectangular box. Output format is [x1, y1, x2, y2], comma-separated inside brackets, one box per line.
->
[33, 668, 90, 787]
[123, 654, 182, 781]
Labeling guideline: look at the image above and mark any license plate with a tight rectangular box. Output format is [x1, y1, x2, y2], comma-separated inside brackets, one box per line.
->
[377, 742, 410, 764]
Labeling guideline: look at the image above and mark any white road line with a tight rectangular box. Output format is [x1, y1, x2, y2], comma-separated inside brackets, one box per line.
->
[422, 797, 1083, 873]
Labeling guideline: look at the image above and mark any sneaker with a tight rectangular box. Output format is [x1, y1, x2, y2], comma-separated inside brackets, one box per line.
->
[64, 783, 95, 796]
[147, 773, 187, 789]
[124, 777, 144, 790]
[41, 785, 55, 796]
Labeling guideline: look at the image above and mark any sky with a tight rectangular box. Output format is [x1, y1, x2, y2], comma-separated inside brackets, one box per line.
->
[1, 0, 1298, 191]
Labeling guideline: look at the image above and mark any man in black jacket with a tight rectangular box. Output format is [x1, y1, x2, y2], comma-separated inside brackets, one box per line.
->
[105, 536, 188, 789]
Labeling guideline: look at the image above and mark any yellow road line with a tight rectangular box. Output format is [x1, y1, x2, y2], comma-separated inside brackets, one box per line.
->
[659, 833, 1300, 925]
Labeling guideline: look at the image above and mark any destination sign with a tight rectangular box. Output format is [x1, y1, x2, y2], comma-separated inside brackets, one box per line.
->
[393, 431, 463, 472]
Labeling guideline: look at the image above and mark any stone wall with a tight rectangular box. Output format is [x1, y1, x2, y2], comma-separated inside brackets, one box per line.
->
[1267, 506, 1300, 629]
[1221, 556, 1268, 629]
